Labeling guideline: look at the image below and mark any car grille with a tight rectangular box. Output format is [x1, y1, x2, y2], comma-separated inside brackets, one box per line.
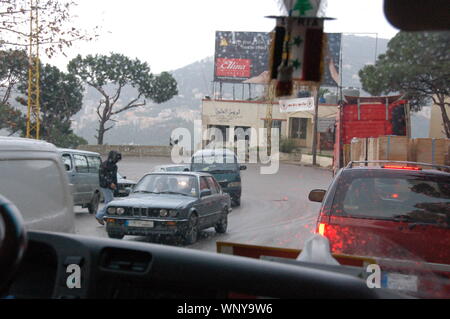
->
[125, 207, 160, 218]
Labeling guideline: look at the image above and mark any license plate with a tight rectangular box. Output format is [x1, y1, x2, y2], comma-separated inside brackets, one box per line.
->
[126, 220, 154, 228]
[382, 273, 418, 292]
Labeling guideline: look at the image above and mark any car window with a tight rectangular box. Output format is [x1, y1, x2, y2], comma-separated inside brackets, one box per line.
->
[191, 156, 239, 173]
[87, 156, 101, 173]
[206, 177, 219, 194]
[73, 154, 89, 173]
[61, 154, 72, 171]
[200, 177, 210, 191]
[334, 172, 450, 224]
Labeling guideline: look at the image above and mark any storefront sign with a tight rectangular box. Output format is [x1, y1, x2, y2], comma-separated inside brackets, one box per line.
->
[279, 97, 315, 113]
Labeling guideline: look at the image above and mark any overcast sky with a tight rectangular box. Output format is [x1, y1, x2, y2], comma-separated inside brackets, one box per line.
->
[48, 0, 399, 73]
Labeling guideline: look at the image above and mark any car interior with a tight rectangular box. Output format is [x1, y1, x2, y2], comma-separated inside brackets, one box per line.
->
[0, 0, 447, 300]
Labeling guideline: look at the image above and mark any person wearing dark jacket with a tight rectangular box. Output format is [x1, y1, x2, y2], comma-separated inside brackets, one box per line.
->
[95, 151, 122, 225]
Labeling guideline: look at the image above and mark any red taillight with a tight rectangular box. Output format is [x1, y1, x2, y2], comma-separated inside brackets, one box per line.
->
[317, 223, 326, 236]
[382, 165, 422, 171]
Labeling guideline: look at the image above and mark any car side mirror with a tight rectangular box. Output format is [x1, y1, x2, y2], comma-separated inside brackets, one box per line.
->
[309, 189, 326, 203]
[122, 176, 127, 179]
[240, 165, 247, 171]
[200, 189, 212, 197]
[64, 164, 70, 171]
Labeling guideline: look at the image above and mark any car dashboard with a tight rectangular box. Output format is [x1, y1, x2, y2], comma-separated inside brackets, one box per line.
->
[3, 231, 404, 299]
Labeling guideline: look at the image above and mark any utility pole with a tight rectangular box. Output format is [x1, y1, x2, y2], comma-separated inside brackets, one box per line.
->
[265, 81, 276, 156]
[312, 85, 320, 166]
[26, 0, 41, 140]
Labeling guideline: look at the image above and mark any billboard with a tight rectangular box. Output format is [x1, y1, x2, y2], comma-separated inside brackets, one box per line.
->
[214, 31, 271, 83]
[214, 31, 341, 87]
[322, 33, 342, 87]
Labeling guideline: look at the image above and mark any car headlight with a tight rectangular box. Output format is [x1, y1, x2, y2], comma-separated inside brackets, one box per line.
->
[228, 182, 241, 188]
[160, 209, 169, 217]
[169, 210, 178, 218]
[117, 207, 125, 215]
[107, 207, 116, 215]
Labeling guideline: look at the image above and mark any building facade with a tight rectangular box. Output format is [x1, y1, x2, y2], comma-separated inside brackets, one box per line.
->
[201, 98, 338, 152]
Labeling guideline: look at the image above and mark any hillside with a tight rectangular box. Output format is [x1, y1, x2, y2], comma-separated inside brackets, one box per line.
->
[72, 35, 393, 145]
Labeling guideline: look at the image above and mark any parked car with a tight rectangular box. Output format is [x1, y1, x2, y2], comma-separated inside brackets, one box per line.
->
[0, 137, 74, 233]
[114, 173, 136, 197]
[310, 161, 450, 265]
[104, 172, 232, 244]
[190, 149, 246, 206]
[58, 148, 102, 214]
[151, 164, 190, 172]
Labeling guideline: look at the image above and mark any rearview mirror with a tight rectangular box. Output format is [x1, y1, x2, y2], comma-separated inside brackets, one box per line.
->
[309, 190, 326, 203]
[200, 189, 212, 198]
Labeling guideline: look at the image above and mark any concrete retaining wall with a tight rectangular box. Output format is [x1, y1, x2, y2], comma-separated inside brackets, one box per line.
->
[77, 145, 333, 168]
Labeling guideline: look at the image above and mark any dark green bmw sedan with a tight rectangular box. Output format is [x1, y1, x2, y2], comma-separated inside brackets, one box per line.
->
[104, 172, 232, 245]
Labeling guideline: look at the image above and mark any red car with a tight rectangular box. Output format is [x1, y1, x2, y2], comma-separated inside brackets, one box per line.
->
[310, 162, 450, 265]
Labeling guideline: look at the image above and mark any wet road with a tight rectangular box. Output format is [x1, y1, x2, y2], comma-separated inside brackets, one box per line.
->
[74, 156, 333, 252]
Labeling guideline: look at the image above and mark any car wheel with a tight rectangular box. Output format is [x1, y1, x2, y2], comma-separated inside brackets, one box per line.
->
[107, 231, 125, 240]
[215, 210, 228, 234]
[87, 193, 100, 215]
[183, 214, 198, 245]
[233, 197, 241, 207]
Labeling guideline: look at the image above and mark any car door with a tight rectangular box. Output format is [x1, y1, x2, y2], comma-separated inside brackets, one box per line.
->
[206, 176, 222, 225]
[87, 155, 101, 195]
[198, 176, 215, 228]
[62, 153, 82, 205]
[72, 154, 91, 204]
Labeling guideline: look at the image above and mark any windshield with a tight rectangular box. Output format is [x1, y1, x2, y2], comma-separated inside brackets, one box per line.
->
[1, 0, 449, 300]
[335, 172, 450, 225]
[134, 174, 198, 197]
[191, 156, 239, 173]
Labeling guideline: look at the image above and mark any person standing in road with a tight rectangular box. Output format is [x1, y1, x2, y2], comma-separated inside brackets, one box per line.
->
[95, 150, 122, 225]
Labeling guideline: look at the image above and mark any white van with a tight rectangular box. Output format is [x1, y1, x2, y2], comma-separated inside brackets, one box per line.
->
[0, 137, 74, 233]
[58, 148, 102, 214]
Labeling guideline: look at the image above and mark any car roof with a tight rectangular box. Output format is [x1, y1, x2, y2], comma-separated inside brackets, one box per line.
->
[58, 148, 101, 156]
[193, 148, 236, 157]
[156, 164, 189, 168]
[0, 136, 58, 152]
